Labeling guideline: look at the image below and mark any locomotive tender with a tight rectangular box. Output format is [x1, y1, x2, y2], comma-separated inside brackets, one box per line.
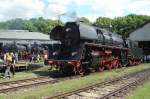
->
[46, 21, 143, 75]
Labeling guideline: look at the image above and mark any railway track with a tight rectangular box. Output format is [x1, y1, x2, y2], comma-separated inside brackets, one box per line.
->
[48, 68, 150, 99]
[0, 75, 79, 93]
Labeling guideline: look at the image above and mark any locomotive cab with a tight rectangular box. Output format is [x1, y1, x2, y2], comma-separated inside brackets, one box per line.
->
[126, 39, 143, 60]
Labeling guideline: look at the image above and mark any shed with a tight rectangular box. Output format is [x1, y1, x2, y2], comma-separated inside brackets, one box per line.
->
[0, 30, 60, 50]
[129, 23, 150, 55]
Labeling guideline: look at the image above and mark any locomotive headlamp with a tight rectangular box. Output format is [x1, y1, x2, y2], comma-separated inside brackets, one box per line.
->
[66, 28, 71, 32]
[72, 52, 77, 56]
[53, 52, 58, 56]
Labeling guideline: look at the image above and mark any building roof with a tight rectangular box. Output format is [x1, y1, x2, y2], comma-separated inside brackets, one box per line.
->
[129, 23, 150, 41]
[0, 30, 50, 40]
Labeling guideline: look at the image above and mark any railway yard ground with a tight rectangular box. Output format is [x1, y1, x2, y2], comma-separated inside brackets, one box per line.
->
[126, 79, 150, 99]
[0, 62, 49, 83]
[0, 63, 149, 99]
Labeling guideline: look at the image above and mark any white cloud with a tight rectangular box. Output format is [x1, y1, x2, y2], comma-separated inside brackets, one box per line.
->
[0, 0, 150, 21]
[0, 0, 44, 21]
[77, 0, 150, 20]
[45, 0, 73, 6]
[45, 2, 67, 20]
[84, 0, 128, 18]
[127, 0, 150, 15]
[44, 0, 81, 18]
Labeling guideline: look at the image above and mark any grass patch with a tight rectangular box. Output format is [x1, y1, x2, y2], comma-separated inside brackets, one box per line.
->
[0, 64, 150, 99]
[126, 79, 150, 99]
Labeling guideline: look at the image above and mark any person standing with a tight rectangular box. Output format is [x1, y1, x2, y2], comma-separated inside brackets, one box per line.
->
[11, 52, 15, 76]
[37, 54, 40, 62]
[44, 51, 48, 65]
[14, 52, 18, 63]
[3, 52, 7, 64]
[4, 52, 13, 78]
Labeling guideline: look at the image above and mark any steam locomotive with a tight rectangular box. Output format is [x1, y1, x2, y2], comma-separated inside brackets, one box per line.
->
[46, 21, 143, 75]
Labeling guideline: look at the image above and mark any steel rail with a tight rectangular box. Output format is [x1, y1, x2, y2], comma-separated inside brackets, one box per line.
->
[47, 68, 150, 99]
[0, 75, 80, 93]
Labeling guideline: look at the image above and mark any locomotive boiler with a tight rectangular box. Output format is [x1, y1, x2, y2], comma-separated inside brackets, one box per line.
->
[47, 21, 142, 75]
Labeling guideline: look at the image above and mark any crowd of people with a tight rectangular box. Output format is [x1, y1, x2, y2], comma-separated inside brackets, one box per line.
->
[0, 43, 49, 79]
[0, 51, 48, 79]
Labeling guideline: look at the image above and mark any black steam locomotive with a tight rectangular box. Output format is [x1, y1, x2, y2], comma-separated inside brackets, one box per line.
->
[46, 21, 143, 75]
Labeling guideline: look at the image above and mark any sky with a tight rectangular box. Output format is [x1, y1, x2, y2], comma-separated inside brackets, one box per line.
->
[0, 0, 150, 22]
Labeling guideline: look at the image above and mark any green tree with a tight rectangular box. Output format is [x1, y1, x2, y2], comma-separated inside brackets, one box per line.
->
[7, 18, 24, 29]
[0, 22, 8, 29]
[23, 20, 38, 32]
[78, 17, 92, 25]
[0, 14, 150, 37]
[112, 14, 150, 37]
[94, 17, 113, 27]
